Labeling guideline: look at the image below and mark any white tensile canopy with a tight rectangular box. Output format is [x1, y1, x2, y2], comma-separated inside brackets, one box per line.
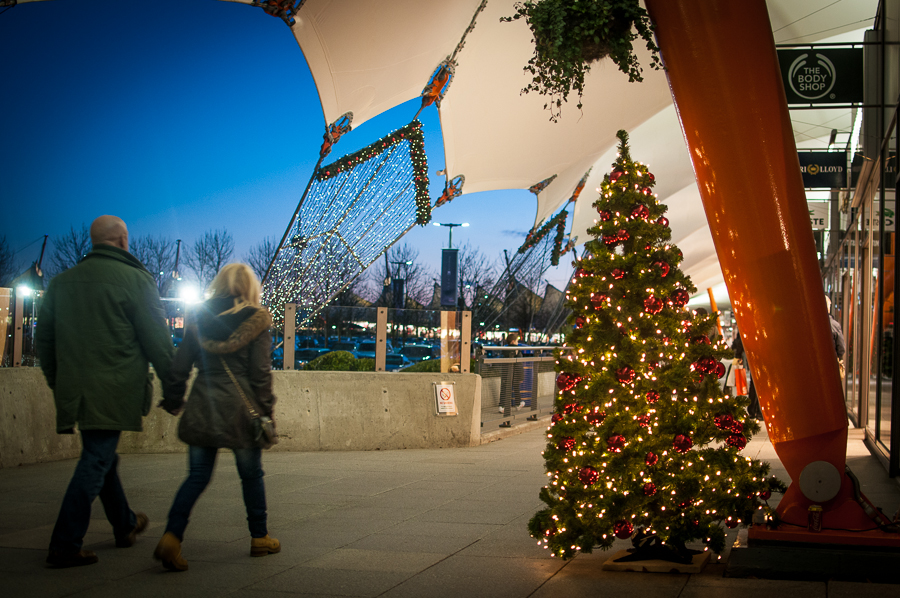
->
[224, 0, 875, 303]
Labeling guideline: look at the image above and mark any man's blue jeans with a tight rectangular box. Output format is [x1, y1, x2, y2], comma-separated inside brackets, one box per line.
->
[49, 430, 137, 552]
[166, 446, 268, 540]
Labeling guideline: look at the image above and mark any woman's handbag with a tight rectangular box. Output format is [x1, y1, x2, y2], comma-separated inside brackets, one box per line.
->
[219, 357, 278, 449]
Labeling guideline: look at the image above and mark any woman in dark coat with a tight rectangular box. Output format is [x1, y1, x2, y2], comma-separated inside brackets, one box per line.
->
[154, 263, 278, 571]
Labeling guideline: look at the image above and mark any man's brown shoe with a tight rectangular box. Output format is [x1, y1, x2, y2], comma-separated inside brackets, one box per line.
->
[153, 532, 188, 572]
[116, 512, 149, 548]
[250, 535, 280, 557]
[46, 549, 98, 568]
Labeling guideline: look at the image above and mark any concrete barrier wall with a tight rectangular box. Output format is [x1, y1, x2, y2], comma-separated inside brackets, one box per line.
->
[0, 368, 482, 468]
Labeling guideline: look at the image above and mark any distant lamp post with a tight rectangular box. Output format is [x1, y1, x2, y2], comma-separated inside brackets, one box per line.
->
[434, 224, 469, 308]
[389, 260, 413, 309]
[432, 222, 469, 249]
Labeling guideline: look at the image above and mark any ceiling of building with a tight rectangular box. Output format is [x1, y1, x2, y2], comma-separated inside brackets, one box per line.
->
[229, 0, 880, 306]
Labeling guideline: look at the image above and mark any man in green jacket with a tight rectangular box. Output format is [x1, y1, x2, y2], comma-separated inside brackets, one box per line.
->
[37, 215, 175, 568]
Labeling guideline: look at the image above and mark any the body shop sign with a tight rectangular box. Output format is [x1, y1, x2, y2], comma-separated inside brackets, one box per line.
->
[778, 48, 863, 104]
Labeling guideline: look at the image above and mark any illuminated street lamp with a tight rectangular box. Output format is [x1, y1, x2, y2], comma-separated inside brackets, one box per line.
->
[432, 222, 469, 249]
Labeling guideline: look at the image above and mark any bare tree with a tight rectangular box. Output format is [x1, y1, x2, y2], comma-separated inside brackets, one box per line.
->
[47, 224, 91, 278]
[368, 244, 434, 308]
[245, 236, 278, 281]
[130, 235, 177, 292]
[183, 229, 235, 289]
[456, 242, 498, 311]
[0, 236, 20, 287]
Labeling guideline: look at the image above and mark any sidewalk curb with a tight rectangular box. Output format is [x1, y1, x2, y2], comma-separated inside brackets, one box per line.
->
[480, 416, 550, 444]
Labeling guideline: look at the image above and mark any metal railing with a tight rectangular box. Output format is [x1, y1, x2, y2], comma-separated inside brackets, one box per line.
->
[476, 345, 558, 428]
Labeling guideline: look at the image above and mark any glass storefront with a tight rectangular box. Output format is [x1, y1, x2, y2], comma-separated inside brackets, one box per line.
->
[821, 0, 900, 476]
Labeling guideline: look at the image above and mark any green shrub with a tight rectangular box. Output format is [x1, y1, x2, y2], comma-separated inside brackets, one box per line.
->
[353, 358, 375, 372]
[305, 351, 358, 371]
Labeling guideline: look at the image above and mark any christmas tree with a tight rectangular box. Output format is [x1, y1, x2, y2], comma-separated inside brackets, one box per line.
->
[528, 130, 784, 562]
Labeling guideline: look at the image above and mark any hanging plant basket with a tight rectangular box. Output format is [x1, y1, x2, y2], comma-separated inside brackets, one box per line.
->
[503, 0, 663, 121]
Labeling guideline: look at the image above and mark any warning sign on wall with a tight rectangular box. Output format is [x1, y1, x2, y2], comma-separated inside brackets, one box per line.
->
[433, 382, 458, 416]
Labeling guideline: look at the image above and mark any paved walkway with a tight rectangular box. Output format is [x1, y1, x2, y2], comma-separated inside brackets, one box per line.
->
[0, 422, 898, 598]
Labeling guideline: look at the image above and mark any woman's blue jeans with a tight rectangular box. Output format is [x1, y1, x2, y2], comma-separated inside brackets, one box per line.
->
[166, 445, 268, 540]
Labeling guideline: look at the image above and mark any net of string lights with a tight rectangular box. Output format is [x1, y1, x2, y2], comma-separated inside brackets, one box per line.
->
[527, 130, 785, 563]
[477, 219, 570, 332]
[263, 120, 429, 328]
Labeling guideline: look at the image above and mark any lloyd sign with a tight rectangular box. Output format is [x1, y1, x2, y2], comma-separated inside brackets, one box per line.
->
[799, 152, 846, 188]
[778, 48, 863, 105]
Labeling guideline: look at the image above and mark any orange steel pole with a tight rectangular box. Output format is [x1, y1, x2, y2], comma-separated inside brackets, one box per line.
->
[645, 0, 866, 530]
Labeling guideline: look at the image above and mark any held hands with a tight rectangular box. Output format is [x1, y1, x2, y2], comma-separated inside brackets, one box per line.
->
[158, 398, 185, 416]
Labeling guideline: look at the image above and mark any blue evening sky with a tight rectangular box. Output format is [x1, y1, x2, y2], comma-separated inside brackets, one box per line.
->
[0, 0, 571, 290]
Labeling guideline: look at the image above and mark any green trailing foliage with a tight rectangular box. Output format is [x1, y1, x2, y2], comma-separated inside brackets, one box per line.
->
[502, 0, 662, 121]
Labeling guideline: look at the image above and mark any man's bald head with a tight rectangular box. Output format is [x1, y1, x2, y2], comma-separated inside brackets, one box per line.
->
[90, 215, 129, 251]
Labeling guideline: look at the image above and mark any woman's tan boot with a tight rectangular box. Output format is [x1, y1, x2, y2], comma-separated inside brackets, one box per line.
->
[250, 535, 281, 557]
[154, 532, 189, 571]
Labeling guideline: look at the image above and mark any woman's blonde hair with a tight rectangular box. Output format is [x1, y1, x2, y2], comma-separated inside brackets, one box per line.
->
[207, 263, 262, 315]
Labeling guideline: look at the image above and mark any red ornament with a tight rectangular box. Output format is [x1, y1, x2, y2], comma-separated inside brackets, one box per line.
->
[645, 452, 659, 466]
[670, 289, 690, 307]
[556, 372, 583, 392]
[610, 169, 624, 183]
[646, 391, 660, 403]
[578, 466, 600, 486]
[599, 209, 612, 221]
[643, 296, 664, 315]
[616, 229, 630, 242]
[613, 520, 634, 539]
[716, 362, 727, 378]
[587, 410, 607, 425]
[631, 204, 650, 219]
[606, 434, 626, 452]
[615, 366, 636, 384]
[563, 403, 579, 414]
[643, 482, 657, 496]
[725, 518, 739, 529]
[641, 187, 653, 196]
[653, 261, 670, 277]
[691, 335, 711, 345]
[714, 414, 735, 429]
[603, 235, 620, 248]
[726, 434, 747, 450]
[673, 434, 693, 453]
[698, 356, 718, 374]
[558, 437, 576, 452]
[574, 316, 586, 329]
[575, 268, 588, 278]
[590, 294, 608, 309]
[730, 420, 744, 434]
[758, 489, 772, 501]
[551, 413, 563, 424]
[647, 361, 659, 371]
[657, 216, 669, 227]
[611, 268, 626, 280]
[647, 172, 656, 183]
[636, 414, 651, 428]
